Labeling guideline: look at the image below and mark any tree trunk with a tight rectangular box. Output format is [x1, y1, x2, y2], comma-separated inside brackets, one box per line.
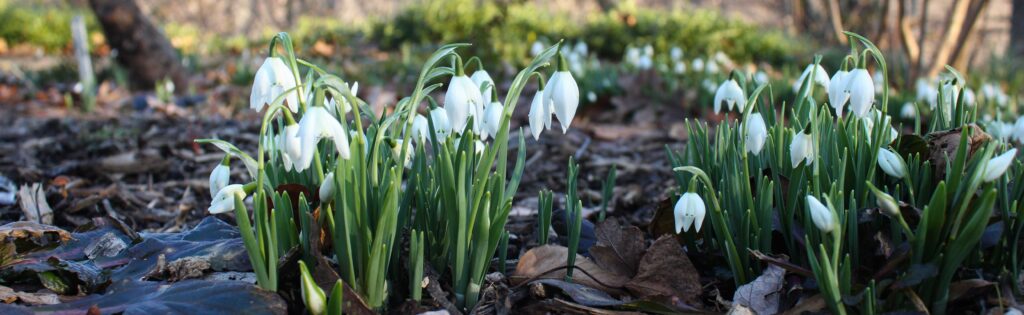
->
[1012, 0, 1024, 56]
[925, 0, 973, 78]
[89, 0, 186, 91]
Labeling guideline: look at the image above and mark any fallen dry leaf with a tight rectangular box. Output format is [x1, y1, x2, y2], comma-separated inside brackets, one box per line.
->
[0, 221, 71, 248]
[510, 245, 630, 294]
[18, 183, 53, 225]
[589, 218, 644, 278]
[0, 285, 60, 305]
[925, 124, 990, 178]
[779, 294, 825, 315]
[624, 235, 701, 304]
[948, 279, 994, 303]
[733, 265, 785, 315]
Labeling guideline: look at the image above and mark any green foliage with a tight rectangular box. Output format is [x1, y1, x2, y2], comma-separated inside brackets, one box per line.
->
[0, 1, 96, 52]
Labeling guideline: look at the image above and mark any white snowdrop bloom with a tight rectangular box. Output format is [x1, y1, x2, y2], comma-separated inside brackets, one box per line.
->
[209, 162, 230, 196]
[625, 47, 641, 67]
[670, 46, 683, 61]
[637, 55, 653, 70]
[745, 113, 767, 155]
[470, 70, 495, 105]
[445, 74, 485, 135]
[806, 195, 834, 233]
[714, 51, 732, 66]
[673, 192, 706, 233]
[987, 122, 1014, 142]
[209, 184, 246, 214]
[474, 140, 486, 155]
[862, 110, 898, 145]
[586, 91, 597, 103]
[828, 70, 850, 117]
[790, 130, 814, 167]
[319, 172, 335, 204]
[702, 79, 717, 93]
[706, 60, 720, 74]
[868, 184, 900, 217]
[430, 107, 451, 138]
[900, 102, 917, 119]
[296, 107, 351, 171]
[573, 41, 588, 56]
[642, 44, 653, 56]
[1013, 117, 1024, 144]
[692, 58, 705, 72]
[483, 101, 504, 139]
[873, 71, 884, 93]
[531, 41, 545, 57]
[713, 79, 746, 113]
[528, 90, 551, 140]
[753, 71, 769, 85]
[845, 69, 875, 118]
[280, 124, 301, 171]
[250, 57, 300, 113]
[793, 64, 830, 92]
[674, 61, 687, 74]
[544, 64, 580, 133]
[877, 149, 907, 178]
[983, 149, 1017, 182]
[389, 139, 414, 168]
[963, 88, 976, 107]
[941, 81, 960, 109]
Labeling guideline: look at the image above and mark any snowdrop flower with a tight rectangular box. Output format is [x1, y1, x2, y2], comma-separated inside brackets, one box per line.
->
[209, 184, 246, 214]
[673, 61, 687, 74]
[790, 129, 814, 167]
[988, 122, 1014, 142]
[637, 55, 653, 70]
[625, 47, 641, 67]
[692, 58, 705, 72]
[250, 57, 300, 112]
[963, 88, 975, 106]
[528, 90, 551, 140]
[713, 79, 745, 113]
[917, 79, 939, 107]
[1013, 117, 1024, 144]
[531, 41, 545, 57]
[474, 140, 485, 155]
[209, 158, 230, 196]
[828, 70, 850, 117]
[863, 110, 898, 144]
[412, 114, 430, 143]
[873, 71, 884, 93]
[586, 91, 597, 103]
[806, 195, 834, 233]
[900, 102, 917, 119]
[793, 64, 830, 92]
[280, 123, 301, 171]
[544, 54, 580, 133]
[483, 101, 504, 139]
[445, 72, 485, 135]
[471, 69, 495, 105]
[983, 149, 1017, 182]
[941, 81, 960, 107]
[877, 149, 906, 178]
[642, 44, 653, 57]
[745, 113, 767, 155]
[674, 192, 706, 233]
[430, 107, 452, 139]
[389, 139, 414, 168]
[845, 69, 875, 118]
[573, 41, 588, 56]
[867, 183, 900, 217]
[706, 60, 720, 74]
[299, 261, 326, 315]
[319, 172, 335, 203]
[670, 46, 683, 61]
[753, 71, 769, 85]
[296, 107, 350, 171]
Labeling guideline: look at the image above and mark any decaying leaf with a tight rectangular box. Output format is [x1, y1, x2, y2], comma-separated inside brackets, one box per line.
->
[925, 124, 990, 178]
[18, 183, 53, 225]
[948, 279, 994, 303]
[0, 285, 59, 305]
[624, 235, 701, 304]
[733, 265, 785, 315]
[96, 149, 170, 174]
[510, 245, 629, 294]
[589, 218, 644, 278]
[531, 279, 625, 307]
[779, 294, 825, 315]
[0, 221, 71, 251]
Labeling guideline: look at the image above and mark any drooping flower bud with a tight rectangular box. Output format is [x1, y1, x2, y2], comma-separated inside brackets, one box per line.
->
[806, 195, 834, 233]
[674, 192, 706, 233]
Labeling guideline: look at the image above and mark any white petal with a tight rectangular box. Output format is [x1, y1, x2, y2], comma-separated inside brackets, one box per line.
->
[319, 172, 335, 203]
[746, 113, 767, 155]
[528, 92, 546, 140]
[846, 69, 875, 118]
[548, 71, 579, 133]
[983, 149, 1017, 182]
[806, 195, 834, 233]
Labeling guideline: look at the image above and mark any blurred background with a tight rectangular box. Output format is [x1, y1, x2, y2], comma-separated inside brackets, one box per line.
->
[0, 0, 1021, 229]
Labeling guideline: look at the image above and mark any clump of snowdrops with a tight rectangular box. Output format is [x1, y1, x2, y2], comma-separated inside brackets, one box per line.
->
[198, 33, 580, 313]
[669, 32, 1022, 314]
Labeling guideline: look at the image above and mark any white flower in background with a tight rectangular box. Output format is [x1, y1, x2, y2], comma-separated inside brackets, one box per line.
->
[713, 79, 746, 113]
[868, 184, 900, 217]
[209, 161, 230, 196]
[586, 91, 597, 103]
[280, 124, 301, 171]
[963, 88, 976, 107]
[674, 61, 687, 74]
[483, 101, 504, 139]
[792, 64, 830, 92]
[471, 69, 495, 105]
[670, 46, 683, 61]
[1013, 117, 1024, 144]
[983, 148, 1017, 182]
[714, 52, 732, 67]
[625, 47, 640, 67]
[412, 114, 429, 143]
[430, 107, 451, 137]
[845, 69, 875, 118]
[986, 122, 1014, 142]
[674, 192, 706, 233]
[806, 195, 835, 233]
[250, 57, 300, 112]
[209, 184, 246, 214]
[544, 64, 580, 133]
[637, 55, 653, 70]
[706, 60, 720, 74]
[790, 129, 814, 167]
[754, 71, 769, 85]
[745, 113, 767, 155]
[643, 44, 653, 57]
[390, 139, 414, 167]
[877, 149, 906, 178]
[917, 79, 939, 107]
[900, 102, 917, 119]
[863, 110, 898, 145]
[474, 140, 485, 155]
[528, 90, 551, 140]
[296, 107, 351, 171]
[531, 41, 545, 57]
[827, 70, 850, 117]
[873, 71, 884, 93]
[445, 73, 484, 134]
[692, 58, 705, 72]
[573, 41, 588, 56]
[319, 172, 335, 203]
[701, 79, 717, 93]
